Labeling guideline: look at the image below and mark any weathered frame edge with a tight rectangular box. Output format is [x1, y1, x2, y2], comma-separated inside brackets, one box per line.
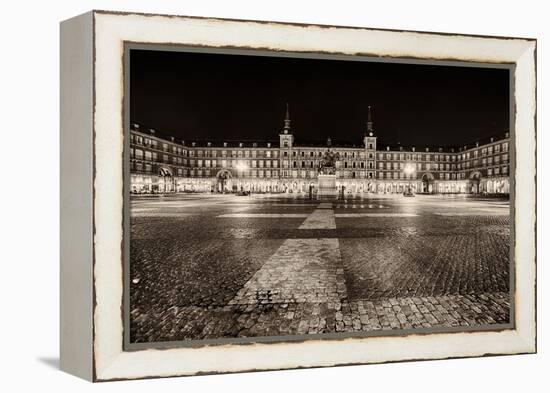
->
[89, 11, 537, 381]
[59, 11, 95, 381]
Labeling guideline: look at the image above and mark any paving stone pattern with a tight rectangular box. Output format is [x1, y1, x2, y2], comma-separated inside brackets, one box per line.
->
[129, 194, 511, 343]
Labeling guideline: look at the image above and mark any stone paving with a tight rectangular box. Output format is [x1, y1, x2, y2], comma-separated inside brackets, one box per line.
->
[129, 194, 511, 343]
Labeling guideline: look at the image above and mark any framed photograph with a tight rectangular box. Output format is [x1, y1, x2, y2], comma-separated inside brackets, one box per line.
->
[60, 10, 536, 381]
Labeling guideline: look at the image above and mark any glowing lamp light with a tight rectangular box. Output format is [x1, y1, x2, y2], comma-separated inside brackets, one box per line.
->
[404, 163, 416, 176]
[236, 162, 248, 172]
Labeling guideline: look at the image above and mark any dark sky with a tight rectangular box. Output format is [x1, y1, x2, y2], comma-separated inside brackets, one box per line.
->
[130, 49, 510, 147]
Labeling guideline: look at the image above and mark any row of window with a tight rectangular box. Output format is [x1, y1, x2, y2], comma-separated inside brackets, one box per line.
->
[131, 133, 510, 165]
[180, 145, 508, 161]
[191, 160, 280, 169]
[189, 169, 280, 178]
[279, 171, 375, 179]
[375, 165, 509, 180]
[281, 150, 374, 159]
[377, 172, 440, 180]
[187, 150, 280, 158]
[457, 154, 509, 169]
[283, 161, 374, 169]
[374, 142, 510, 163]
[131, 135, 187, 155]
[377, 153, 457, 162]
[460, 142, 509, 160]
[132, 149, 184, 165]
[132, 133, 276, 154]
[378, 162, 455, 171]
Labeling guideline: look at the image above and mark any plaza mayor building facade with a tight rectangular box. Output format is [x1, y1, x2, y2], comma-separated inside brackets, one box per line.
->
[129, 106, 510, 196]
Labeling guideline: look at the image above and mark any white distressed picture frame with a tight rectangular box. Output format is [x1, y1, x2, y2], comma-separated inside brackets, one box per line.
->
[60, 10, 536, 381]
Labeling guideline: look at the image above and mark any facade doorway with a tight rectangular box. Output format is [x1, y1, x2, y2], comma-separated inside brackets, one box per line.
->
[158, 167, 174, 193]
[469, 171, 482, 194]
[421, 173, 434, 193]
[216, 169, 233, 193]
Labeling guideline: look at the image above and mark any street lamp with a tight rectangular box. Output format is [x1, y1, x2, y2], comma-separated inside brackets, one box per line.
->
[236, 162, 248, 173]
[235, 162, 249, 192]
[403, 163, 416, 194]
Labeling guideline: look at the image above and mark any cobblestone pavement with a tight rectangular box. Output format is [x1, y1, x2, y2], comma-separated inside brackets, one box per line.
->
[129, 194, 511, 343]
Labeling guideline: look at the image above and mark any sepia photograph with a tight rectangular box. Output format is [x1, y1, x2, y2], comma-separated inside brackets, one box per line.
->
[126, 46, 513, 346]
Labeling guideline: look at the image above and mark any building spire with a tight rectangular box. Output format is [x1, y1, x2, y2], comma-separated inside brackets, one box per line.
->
[283, 102, 291, 134]
[366, 105, 374, 135]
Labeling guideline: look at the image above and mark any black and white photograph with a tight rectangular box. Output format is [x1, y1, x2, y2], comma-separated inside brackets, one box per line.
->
[2, 0, 543, 387]
[127, 47, 513, 346]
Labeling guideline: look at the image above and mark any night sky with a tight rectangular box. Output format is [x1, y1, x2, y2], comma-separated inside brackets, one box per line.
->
[130, 49, 510, 147]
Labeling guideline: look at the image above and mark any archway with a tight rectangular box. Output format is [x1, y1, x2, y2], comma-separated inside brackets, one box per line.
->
[158, 167, 174, 193]
[216, 169, 233, 193]
[469, 171, 482, 194]
[421, 173, 434, 193]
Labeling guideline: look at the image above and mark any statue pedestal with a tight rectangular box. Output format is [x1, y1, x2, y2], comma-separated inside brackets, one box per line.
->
[317, 174, 337, 199]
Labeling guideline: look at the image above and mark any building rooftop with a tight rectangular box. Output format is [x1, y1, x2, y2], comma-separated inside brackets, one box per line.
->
[130, 122, 509, 153]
